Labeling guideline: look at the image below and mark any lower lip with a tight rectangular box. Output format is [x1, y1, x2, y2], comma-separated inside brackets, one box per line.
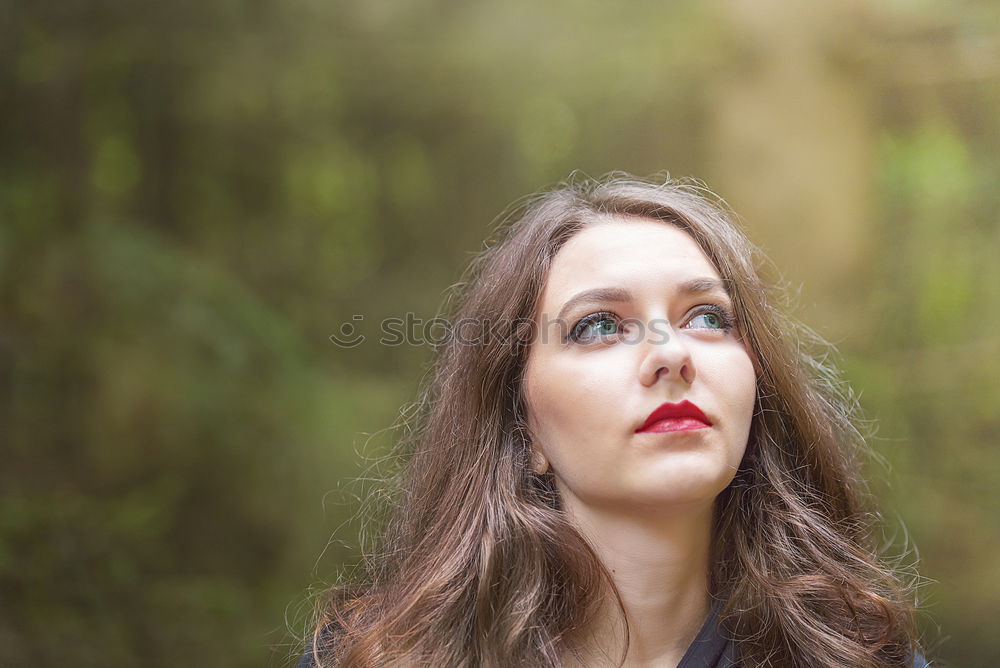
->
[638, 418, 711, 433]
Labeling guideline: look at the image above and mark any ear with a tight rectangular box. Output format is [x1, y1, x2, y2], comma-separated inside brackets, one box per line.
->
[531, 449, 550, 475]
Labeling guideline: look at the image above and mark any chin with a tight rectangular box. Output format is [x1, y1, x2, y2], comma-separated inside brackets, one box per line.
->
[639, 467, 737, 506]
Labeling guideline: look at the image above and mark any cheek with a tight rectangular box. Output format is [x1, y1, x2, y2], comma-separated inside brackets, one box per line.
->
[732, 351, 757, 412]
[522, 356, 556, 443]
[714, 340, 756, 396]
[700, 346, 757, 434]
[523, 357, 577, 443]
[722, 351, 757, 452]
[522, 353, 622, 451]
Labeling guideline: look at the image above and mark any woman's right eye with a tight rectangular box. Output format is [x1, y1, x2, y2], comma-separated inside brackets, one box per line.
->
[568, 312, 621, 343]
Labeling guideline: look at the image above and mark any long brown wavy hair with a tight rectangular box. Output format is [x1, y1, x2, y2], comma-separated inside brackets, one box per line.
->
[304, 173, 922, 667]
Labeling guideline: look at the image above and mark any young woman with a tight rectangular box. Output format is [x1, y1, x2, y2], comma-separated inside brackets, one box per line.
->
[299, 174, 928, 667]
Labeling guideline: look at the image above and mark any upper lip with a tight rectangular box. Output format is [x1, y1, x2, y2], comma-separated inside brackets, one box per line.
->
[635, 400, 712, 432]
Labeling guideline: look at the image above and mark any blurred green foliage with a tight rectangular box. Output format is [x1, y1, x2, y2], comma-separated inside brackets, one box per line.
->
[2, 0, 998, 666]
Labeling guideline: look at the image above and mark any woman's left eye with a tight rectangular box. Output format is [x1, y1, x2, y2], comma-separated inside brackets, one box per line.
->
[685, 306, 735, 331]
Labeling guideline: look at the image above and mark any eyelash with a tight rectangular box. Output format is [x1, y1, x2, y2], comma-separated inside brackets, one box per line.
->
[565, 304, 737, 344]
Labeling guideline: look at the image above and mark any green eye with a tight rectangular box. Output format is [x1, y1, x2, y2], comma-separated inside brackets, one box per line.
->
[569, 312, 620, 342]
[692, 312, 723, 329]
[686, 306, 734, 331]
[594, 318, 618, 335]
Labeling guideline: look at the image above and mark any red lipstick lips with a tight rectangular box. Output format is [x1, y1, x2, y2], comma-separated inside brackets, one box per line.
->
[636, 400, 712, 434]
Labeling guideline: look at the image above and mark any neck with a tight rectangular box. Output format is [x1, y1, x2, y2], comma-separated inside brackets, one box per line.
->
[561, 497, 715, 668]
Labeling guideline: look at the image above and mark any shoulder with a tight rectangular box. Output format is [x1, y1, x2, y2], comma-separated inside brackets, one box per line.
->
[912, 650, 931, 668]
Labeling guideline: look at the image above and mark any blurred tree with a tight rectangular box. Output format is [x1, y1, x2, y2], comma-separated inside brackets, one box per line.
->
[706, 0, 876, 340]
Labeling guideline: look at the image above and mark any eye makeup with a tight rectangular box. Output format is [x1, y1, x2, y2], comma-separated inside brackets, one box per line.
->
[564, 303, 737, 344]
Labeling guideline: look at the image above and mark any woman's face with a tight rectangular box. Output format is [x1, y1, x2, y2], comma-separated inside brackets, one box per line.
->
[522, 217, 757, 513]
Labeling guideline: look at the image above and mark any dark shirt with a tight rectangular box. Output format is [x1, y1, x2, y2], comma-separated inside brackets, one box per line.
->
[677, 602, 930, 667]
[297, 603, 929, 667]
[675, 601, 737, 667]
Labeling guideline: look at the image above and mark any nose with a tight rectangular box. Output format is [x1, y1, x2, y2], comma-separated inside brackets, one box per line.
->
[638, 325, 696, 387]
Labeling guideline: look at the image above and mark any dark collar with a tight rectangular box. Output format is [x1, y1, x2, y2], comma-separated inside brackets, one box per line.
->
[676, 600, 738, 668]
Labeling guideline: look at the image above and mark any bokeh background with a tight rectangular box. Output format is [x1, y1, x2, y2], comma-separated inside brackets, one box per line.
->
[3, 0, 999, 666]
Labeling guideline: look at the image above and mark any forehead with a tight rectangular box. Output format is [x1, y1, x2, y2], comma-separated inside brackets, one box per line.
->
[540, 218, 720, 301]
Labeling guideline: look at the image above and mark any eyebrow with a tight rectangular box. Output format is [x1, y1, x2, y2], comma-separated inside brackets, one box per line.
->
[555, 277, 731, 323]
